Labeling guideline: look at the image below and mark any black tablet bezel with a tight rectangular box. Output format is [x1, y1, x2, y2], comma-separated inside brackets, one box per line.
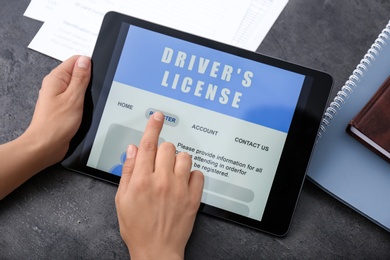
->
[62, 11, 333, 236]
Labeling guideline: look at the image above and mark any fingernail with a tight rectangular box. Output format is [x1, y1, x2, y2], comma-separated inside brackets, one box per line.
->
[126, 145, 136, 159]
[153, 111, 164, 121]
[77, 56, 91, 69]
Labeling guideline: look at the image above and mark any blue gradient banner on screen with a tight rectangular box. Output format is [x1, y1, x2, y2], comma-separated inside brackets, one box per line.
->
[114, 26, 305, 133]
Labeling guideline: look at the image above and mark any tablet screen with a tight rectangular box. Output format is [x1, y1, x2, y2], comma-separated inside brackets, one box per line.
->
[88, 24, 304, 221]
[63, 12, 333, 235]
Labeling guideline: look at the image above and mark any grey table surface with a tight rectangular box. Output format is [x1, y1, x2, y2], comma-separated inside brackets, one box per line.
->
[1, 0, 390, 259]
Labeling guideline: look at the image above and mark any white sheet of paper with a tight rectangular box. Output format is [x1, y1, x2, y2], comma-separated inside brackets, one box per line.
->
[232, 0, 288, 50]
[23, 0, 59, 22]
[27, 0, 288, 61]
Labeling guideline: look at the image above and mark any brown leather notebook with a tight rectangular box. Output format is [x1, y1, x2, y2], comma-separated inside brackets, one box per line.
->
[347, 76, 390, 163]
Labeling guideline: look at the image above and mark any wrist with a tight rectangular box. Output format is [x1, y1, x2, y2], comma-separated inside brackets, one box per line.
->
[20, 128, 65, 168]
[128, 245, 183, 260]
[0, 131, 59, 199]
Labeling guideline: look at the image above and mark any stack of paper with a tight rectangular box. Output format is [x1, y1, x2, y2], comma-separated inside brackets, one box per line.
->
[24, 0, 288, 61]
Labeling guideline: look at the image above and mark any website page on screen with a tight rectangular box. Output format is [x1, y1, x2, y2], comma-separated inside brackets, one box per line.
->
[87, 25, 305, 221]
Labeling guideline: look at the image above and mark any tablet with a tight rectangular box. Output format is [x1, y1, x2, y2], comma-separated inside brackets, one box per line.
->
[62, 12, 333, 236]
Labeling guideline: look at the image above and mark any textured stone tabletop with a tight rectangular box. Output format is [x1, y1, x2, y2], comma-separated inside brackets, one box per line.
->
[1, 1, 390, 259]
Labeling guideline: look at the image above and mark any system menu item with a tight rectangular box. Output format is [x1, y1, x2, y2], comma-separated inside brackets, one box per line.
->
[62, 12, 333, 236]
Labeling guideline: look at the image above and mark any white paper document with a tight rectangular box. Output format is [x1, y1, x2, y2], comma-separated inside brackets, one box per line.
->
[24, 0, 59, 22]
[26, 0, 288, 61]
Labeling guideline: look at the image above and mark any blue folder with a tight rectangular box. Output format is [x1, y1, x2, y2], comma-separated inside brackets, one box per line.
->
[307, 20, 390, 231]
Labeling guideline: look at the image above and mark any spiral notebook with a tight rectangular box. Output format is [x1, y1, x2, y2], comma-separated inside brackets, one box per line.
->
[307, 20, 390, 232]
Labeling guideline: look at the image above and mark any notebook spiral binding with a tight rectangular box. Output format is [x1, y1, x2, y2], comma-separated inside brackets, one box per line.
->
[317, 20, 390, 138]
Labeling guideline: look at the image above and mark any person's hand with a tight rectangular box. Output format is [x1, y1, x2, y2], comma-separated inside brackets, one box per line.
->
[115, 111, 204, 260]
[24, 55, 91, 166]
[0, 55, 91, 200]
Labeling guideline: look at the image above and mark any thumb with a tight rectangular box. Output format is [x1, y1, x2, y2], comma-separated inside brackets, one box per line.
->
[66, 55, 91, 97]
[40, 55, 91, 97]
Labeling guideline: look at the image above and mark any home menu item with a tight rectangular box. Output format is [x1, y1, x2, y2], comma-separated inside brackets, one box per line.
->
[62, 12, 333, 235]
